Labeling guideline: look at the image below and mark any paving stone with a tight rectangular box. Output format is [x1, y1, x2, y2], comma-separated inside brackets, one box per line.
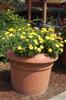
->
[49, 91, 66, 100]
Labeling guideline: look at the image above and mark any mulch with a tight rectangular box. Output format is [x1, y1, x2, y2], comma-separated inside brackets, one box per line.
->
[0, 60, 66, 100]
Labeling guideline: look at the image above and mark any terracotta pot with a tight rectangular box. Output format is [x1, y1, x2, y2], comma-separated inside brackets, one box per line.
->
[6, 50, 58, 96]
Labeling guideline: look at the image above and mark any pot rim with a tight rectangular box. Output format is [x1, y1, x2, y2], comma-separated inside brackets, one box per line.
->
[6, 50, 58, 64]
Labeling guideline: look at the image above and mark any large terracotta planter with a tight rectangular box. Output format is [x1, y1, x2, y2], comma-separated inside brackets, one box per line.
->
[6, 50, 58, 96]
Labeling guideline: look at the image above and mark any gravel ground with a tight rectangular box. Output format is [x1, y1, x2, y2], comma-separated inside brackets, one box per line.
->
[0, 60, 66, 100]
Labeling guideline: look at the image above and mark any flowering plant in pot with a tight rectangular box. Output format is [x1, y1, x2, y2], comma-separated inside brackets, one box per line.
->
[0, 19, 64, 95]
[59, 27, 66, 65]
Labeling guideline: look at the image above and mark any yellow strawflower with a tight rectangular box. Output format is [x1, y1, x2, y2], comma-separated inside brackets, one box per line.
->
[27, 24, 31, 27]
[29, 45, 33, 50]
[31, 32, 37, 35]
[4, 32, 10, 35]
[60, 48, 63, 52]
[57, 36, 62, 40]
[9, 33, 14, 37]
[64, 40, 66, 43]
[20, 35, 25, 39]
[8, 28, 16, 32]
[50, 38, 55, 41]
[22, 32, 26, 35]
[61, 41, 64, 43]
[50, 34, 56, 37]
[34, 27, 39, 30]
[38, 36, 44, 43]
[41, 28, 48, 33]
[29, 35, 33, 38]
[17, 46, 22, 50]
[40, 45, 44, 49]
[45, 36, 50, 40]
[33, 40, 38, 45]
[48, 48, 52, 52]
[37, 48, 41, 52]
[48, 28, 54, 33]
[18, 28, 21, 31]
[59, 43, 64, 47]
[55, 44, 59, 48]
[2, 37, 5, 40]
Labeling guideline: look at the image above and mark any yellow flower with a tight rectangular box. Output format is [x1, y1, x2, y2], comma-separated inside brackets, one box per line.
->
[2, 37, 5, 40]
[59, 43, 64, 47]
[48, 28, 54, 33]
[8, 28, 16, 32]
[60, 48, 63, 52]
[48, 48, 52, 52]
[51, 34, 56, 37]
[55, 44, 59, 48]
[29, 45, 33, 50]
[40, 45, 44, 49]
[34, 27, 39, 30]
[64, 40, 66, 43]
[38, 36, 44, 43]
[33, 40, 38, 45]
[29, 35, 33, 38]
[61, 41, 64, 43]
[9, 33, 14, 37]
[27, 23, 31, 27]
[27, 27, 31, 31]
[50, 34, 57, 39]
[45, 36, 50, 40]
[41, 28, 48, 33]
[22, 32, 26, 35]
[20, 35, 25, 39]
[31, 32, 37, 35]
[18, 28, 21, 31]
[4, 32, 10, 35]
[17, 46, 22, 50]
[37, 48, 41, 52]
[57, 36, 62, 40]
[50, 38, 55, 41]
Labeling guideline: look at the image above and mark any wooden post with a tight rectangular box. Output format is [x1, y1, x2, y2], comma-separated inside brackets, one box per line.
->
[42, 0, 47, 23]
[28, 0, 32, 20]
[27, 0, 47, 22]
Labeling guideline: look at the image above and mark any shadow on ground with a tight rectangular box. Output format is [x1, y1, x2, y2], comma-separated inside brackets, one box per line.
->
[52, 60, 66, 75]
[0, 70, 13, 91]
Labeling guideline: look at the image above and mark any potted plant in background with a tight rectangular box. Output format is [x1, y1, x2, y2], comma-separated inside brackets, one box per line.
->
[0, 19, 64, 96]
[60, 27, 66, 66]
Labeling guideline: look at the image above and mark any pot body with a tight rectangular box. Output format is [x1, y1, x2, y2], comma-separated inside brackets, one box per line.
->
[6, 50, 58, 96]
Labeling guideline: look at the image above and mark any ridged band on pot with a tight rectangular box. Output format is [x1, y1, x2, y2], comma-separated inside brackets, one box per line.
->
[6, 50, 58, 96]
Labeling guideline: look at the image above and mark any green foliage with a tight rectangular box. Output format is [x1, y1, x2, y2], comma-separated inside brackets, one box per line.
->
[61, 27, 66, 39]
[0, 9, 27, 62]
[0, 9, 26, 31]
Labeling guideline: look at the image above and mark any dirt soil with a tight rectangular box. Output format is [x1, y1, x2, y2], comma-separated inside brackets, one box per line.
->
[0, 60, 66, 100]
